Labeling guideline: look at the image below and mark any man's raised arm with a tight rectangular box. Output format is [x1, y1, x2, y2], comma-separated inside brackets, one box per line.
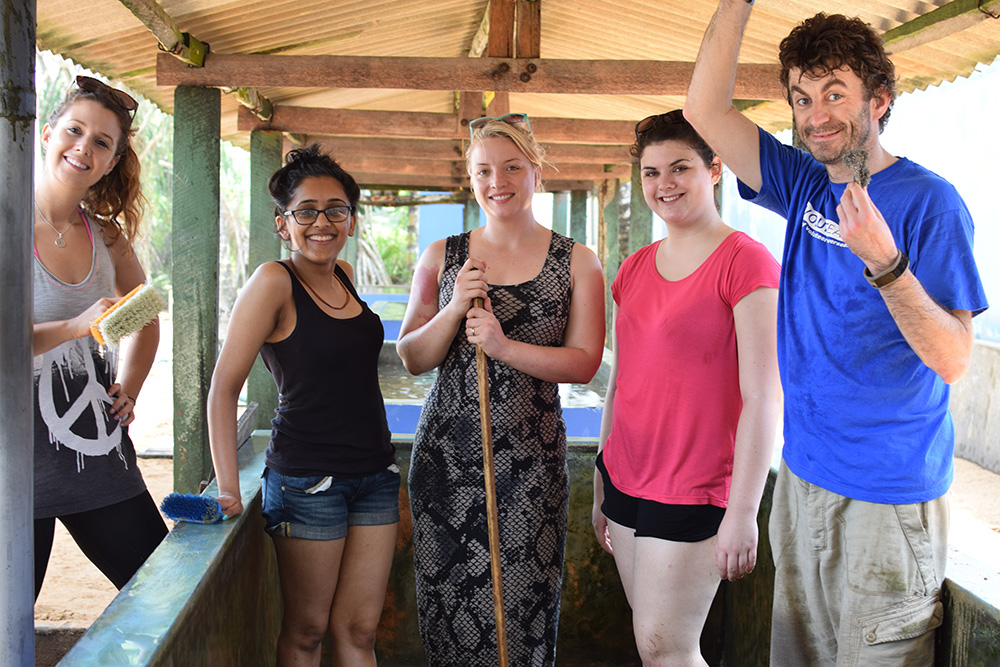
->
[684, 0, 764, 192]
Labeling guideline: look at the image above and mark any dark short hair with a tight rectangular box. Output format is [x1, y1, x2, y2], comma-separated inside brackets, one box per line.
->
[779, 13, 897, 132]
[268, 144, 361, 216]
[630, 110, 716, 169]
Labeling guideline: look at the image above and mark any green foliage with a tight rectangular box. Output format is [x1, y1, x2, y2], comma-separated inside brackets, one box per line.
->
[364, 205, 413, 285]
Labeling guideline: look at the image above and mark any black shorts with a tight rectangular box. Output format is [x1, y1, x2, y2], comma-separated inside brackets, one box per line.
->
[596, 451, 725, 543]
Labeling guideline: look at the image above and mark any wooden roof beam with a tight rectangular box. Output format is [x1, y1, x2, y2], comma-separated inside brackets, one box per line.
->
[351, 172, 598, 191]
[237, 106, 637, 145]
[883, 0, 1000, 54]
[308, 136, 630, 164]
[337, 157, 629, 182]
[120, 0, 273, 120]
[158, 53, 784, 99]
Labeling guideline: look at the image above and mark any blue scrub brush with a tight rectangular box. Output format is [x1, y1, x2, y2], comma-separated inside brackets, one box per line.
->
[160, 492, 228, 524]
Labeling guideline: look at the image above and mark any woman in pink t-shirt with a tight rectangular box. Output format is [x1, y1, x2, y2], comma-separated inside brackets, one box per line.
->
[592, 110, 781, 666]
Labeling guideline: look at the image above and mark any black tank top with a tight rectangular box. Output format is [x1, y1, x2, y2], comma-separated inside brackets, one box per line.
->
[260, 261, 394, 477]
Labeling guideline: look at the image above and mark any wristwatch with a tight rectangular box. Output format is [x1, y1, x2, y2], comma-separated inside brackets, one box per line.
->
[864, 251, 908, 289]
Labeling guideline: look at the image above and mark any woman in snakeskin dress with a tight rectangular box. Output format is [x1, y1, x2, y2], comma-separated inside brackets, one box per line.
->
[397, 114, 605, 666]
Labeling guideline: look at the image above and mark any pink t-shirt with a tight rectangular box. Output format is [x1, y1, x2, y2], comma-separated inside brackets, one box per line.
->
[603, 231, 780, 507]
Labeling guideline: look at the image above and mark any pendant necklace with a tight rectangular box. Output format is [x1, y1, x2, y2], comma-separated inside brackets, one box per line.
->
[34, 200, 74, 248]
[288, 262, 350, 310]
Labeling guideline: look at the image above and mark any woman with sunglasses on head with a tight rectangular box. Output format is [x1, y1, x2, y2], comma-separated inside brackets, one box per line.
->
[32, 76, 167, 599]
[398, 113, 605, 666]
[208, 145, 398, 666]
[592, 110, 781, 666]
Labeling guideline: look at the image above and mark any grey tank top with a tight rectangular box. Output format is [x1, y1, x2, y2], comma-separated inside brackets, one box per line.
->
[32, 211, 145, 519]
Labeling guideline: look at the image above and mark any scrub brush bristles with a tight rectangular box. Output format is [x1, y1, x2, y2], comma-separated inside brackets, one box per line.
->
[90, 284, 165, 347]
[160, 492, 227, 524]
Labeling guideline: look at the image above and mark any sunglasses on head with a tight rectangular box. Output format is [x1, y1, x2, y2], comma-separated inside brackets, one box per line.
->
[75, 75, 139, 121]
[634, 110, 687, 140]
[468, 113, 531, 140]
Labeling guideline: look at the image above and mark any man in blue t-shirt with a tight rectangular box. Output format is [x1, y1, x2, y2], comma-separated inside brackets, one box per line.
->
[686, 5, 988, 665]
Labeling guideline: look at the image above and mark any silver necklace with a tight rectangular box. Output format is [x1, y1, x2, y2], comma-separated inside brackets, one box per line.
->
[34, 200, 74, 248]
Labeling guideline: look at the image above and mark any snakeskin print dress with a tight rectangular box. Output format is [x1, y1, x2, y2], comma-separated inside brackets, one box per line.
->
[409, 230, 574, 667]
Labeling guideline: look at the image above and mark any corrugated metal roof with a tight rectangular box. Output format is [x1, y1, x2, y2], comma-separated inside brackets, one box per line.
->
[35, 0, 1000, 187]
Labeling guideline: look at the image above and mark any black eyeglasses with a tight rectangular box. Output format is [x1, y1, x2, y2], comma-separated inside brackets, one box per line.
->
[468, 113, 531, 140]
[634, 110, 687, 140]
[75, 75, 138, 121]
[283, 206, 355, 225]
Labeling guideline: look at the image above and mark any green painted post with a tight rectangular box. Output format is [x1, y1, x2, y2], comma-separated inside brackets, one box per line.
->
[247, 130, 283, 432]
[552, 191, 569, 236]
[463, 196, 481, 232]
[172, 86, 221, 494]
[602, 180, 621, 347]
[570, 190, 588, 244]
[629, 163, 652, 255]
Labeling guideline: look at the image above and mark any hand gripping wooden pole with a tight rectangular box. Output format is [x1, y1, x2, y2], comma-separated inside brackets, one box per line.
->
[473, 297, 509, 667]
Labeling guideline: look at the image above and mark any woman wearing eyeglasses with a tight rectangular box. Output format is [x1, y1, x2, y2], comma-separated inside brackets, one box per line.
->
[398, 114, 605, 666]
[592, 110, 781, 666]
[32, 76, 167, 599]
[208, 144, 398, 666]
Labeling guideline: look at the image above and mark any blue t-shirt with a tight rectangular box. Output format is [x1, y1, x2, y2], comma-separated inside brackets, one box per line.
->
[739, 127, 988, 503]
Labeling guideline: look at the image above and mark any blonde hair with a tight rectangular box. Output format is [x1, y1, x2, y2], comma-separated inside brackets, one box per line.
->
[465, 120, 552, 192]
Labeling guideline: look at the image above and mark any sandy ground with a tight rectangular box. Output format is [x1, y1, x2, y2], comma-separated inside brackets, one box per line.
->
[33, 314, 1000, 624]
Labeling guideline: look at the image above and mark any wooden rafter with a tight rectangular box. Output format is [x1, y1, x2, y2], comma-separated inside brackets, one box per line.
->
[119, 0, 273, 120]
[883, 0, 1000, 54]
[237, 107, 635, 145]
[157, 53, 785, 100]
[308, 136, 630, 164]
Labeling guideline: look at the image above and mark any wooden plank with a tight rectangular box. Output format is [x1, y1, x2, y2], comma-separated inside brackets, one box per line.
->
[308, 135, 631, 164]
[158, 53, 785, 99]
[486, 91, 510, 116]
[488, 0, 516, 58]
[238, 106, 637, 145]
[314, 136, 466, 161]
[351, 172, 597, 191]
[517, 0, 542, 59]
[343, 158, 629, 181]
[457, 91, 483, 136]
[883, 0, 1000, 54]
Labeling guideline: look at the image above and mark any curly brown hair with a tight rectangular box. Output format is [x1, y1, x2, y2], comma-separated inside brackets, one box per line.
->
[778, 13, 897, 132]
[47, 85, 146, 249]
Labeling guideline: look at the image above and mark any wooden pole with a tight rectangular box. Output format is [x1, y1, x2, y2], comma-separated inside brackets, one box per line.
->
[473, 297, 508, 667]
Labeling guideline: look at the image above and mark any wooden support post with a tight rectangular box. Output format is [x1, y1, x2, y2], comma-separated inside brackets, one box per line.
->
[600, 179, 622, 347]
[464, 197, 482, 232]
[247, 129, 283, 432]
[552, 191, 569, 236]
[172, 85, 221, 494]
[628, 162, 651, 256]
[570, 190, 588, 244]
[0, 1, 36, 663]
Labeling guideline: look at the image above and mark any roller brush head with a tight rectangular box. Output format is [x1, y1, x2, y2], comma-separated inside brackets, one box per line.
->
[160, 492, 228, 524]
[90, 284, 165, 347]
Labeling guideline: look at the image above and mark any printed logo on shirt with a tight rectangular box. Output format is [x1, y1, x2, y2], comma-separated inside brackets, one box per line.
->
[801, 202, 847, 248]
[35, 339, 125, 472]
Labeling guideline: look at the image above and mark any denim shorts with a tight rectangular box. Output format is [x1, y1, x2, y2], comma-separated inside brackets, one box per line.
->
[261, 464, 401, 540]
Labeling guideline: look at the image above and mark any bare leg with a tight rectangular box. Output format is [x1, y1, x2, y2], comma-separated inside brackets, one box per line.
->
[272, 536, 345, 667]
[608, 519, 721, 667]
[329, 523, 398, 666]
